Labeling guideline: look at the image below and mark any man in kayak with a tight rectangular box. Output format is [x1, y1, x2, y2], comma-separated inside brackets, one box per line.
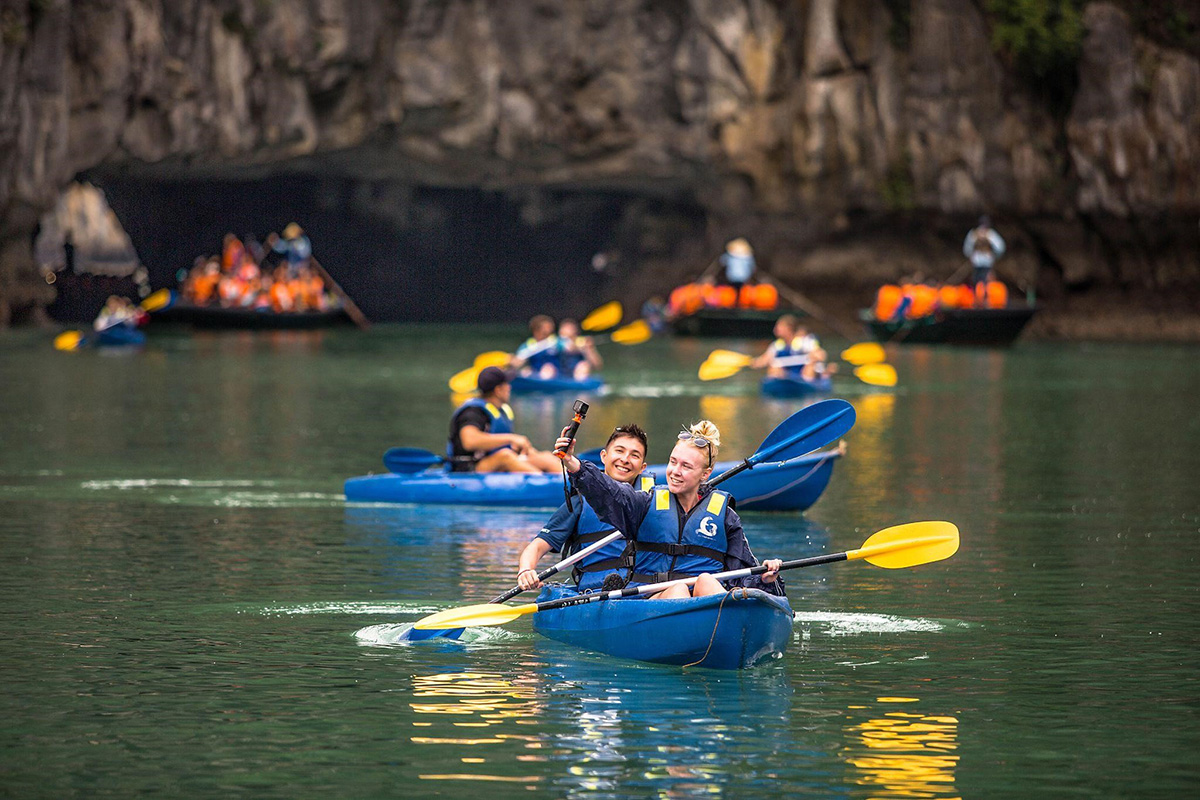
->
[555, 420, 784, 598]
[515, 424, 655, 594]
[447, 366, 560, 474]
[555, 318, 602, 380]
[511, 315, 560, 378]
[752, 315, 835, 382]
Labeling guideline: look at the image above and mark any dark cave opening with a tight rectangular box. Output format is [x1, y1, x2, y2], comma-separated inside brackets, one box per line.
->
[85, 171, 706, 323]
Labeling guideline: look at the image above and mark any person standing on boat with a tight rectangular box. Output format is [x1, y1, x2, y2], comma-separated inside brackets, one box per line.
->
[448, 366, 561, 474]
[268, 223, 312, 278]
[719, 238, 756, 295]
[962, 216, 1006, 299]
[515, 424, 656, 594]
[511, 315, 561, 378]
[555, 318, 602, 380]
[555, 420, 784, 598]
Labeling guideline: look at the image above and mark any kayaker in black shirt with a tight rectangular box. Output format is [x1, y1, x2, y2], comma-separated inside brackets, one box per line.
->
[447, 366, 560, 473]
[554, 420, 785, 598]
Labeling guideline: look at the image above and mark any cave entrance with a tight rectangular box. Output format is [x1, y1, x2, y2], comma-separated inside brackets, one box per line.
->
[87, 171, 706, 323]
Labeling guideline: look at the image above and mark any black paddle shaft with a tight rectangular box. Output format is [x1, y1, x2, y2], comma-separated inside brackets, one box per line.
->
[530, 551, 851, 614]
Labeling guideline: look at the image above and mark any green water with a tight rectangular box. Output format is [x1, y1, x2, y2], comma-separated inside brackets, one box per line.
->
[1, 327, 1198, 798]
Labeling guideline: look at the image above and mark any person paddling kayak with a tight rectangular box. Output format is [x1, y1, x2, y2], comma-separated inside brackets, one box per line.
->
[515, 424, 655, 594]
[447, 366, 561, 474]
[554, 420, 784, 598]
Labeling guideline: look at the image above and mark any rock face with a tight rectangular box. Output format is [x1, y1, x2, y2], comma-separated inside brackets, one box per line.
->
[1, 0, 1197, 325]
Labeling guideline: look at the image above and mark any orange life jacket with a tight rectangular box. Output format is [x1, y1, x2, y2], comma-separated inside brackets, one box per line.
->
[874, 285, 903, 320]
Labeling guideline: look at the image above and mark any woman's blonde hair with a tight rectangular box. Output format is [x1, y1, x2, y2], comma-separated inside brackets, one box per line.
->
[682, 420, 721, 466]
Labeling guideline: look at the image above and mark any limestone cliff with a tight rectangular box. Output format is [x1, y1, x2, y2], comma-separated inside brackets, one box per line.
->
[1, 0, 1197, 325]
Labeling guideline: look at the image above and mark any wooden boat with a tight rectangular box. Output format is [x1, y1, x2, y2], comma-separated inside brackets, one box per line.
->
[155, 302, 351, 330]
[532, 584, 793, 669]
[859, 304, 1037, 346]
[761, 374, 832, 397]
[670, 308, 782, 338]
[509, 374, 606, 394]
[343, 448, 841, 512]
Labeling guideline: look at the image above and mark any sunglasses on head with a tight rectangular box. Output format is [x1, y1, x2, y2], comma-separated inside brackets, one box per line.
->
[677, 431, 711, 448]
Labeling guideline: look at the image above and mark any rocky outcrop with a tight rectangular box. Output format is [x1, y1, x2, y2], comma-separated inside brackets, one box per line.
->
[1, 0, 1197, 325]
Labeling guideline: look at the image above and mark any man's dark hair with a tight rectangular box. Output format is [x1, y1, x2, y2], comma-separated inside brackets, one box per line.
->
[606, 423, 648, 453]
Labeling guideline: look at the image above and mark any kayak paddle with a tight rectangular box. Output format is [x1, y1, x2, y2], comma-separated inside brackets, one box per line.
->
[581, 301, 623, 332]
[699, 346, 896, 386]
[411, 521, 960, 631]
[54, 289, 174, 351]
[706, 398, 855, 486]
[402, 530, 629, 641]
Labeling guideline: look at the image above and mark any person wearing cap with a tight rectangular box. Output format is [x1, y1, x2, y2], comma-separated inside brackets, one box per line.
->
[515, 424, 656, 594]
[267, 222, 312, 278]
[446, 366, 561, 474]
[719, 238, 756, 294]
[962, 216, 1006, 295]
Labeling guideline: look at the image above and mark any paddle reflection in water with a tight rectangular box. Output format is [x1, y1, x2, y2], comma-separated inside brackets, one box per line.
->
[841, 698, 961, 798]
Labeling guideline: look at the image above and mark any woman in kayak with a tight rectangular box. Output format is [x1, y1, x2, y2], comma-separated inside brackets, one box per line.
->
[514, 424, 655, 594]
[555, 420, 784, 599]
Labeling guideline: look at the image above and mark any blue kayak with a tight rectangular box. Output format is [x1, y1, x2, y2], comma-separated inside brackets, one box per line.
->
[761, 375, 832, 397]
[94, 326, 146, 347]
[509, 374, 606, 394]
[343, 448, 840, 512]
[533, 584, 793, 669]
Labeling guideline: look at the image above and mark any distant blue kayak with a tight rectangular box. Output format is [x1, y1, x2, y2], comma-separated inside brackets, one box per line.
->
[761, 374, 832, 397]
[94, 326, 146, 347]
[533, 584, 794, 669]
[343, 448, 840, 512]
[509, 374, 606, 394]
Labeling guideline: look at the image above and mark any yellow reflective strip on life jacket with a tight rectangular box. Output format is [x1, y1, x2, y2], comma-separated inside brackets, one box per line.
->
[639, 476, 655, 493]
[706, 492, 726, 516]
[484, 403, 500, 419]
[500, 403, 514, 420]
[655, 488, 670, 510]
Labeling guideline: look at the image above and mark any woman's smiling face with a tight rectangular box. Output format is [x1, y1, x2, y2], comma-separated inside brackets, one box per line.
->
[665, 441, 711, 494]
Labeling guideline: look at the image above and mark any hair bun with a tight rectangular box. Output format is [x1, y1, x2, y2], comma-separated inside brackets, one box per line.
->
[689, 420, 721, 450]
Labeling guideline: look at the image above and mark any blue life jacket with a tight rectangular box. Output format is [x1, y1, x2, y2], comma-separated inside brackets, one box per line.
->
[517, 335, 560, 372]
[447, 398, 515, 469]
[557, 338, 585, 374]
[564, 474, 656, 592]
[629, 488, 730, 585]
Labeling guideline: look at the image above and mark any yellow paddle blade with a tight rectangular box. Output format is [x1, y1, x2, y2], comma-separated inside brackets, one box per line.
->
[841, 342, 886, 365]
[412, 602, 538, 630]
[140, 288, 173, 312]
[706, 349, 754, 367]
[449, 366, 481, 394]
[698, 358, 745, 381]
[581, 301, 623, 332]
[849, 521, 959, 569]
[474, 351, 512, 368]
[54, 331, 84, 351]
[854, 363, 898, 387]
[610, 319, 652, 345]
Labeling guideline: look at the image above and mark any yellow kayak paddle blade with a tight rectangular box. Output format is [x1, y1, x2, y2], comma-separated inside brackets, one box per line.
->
[850, 521, 960, 569]
[449, 366, 481, 394]
[853, 363, 898, 387]
[610, 319, 652, 345]
[841, 342, 886, 365]
[698, 358, 745, 381]
[140, 288, 173, 312]
[54, 331, 85, 351]
[706, 349, 753, 366]
[412, 602, 538, 630]
[581, 301, 623, 332]
[474, 351, 511, 368]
